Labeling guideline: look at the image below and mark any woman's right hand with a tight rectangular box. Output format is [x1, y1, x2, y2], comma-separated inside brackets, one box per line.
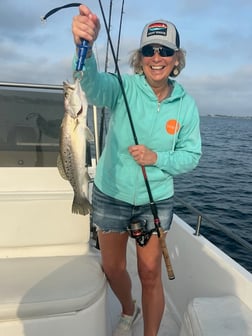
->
[72, 4, 100, 47]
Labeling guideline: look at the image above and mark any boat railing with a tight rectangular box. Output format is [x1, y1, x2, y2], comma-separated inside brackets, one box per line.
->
[0, 81, 63, 91]
[174, 195, 252, 253]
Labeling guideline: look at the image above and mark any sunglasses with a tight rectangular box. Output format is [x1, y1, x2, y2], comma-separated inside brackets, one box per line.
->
[141, 45, 176, 57]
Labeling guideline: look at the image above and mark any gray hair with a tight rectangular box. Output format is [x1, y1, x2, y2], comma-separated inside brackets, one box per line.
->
[129, 48, 186, 77]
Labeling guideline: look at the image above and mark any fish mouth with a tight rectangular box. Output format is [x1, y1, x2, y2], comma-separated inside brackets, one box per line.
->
[63, 81, 75, 92]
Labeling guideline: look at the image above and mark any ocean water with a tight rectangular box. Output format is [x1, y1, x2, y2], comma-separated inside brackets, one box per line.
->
[173, 115, 252, 272]
[94, 112, 252, 272]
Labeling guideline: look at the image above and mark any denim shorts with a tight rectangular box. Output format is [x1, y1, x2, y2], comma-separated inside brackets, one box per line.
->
[92, 184, 174, 233]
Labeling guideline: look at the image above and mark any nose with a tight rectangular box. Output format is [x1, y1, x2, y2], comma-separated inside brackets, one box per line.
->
[153, 50, 161, 60]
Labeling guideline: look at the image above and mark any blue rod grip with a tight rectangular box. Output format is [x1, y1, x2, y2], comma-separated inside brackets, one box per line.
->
[76, 39, 89, 71]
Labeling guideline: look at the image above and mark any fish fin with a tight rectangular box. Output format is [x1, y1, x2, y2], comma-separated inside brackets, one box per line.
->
[85, 126, 94, 142]
[57, 154, 68, 180]
[72, 194, 92, 216]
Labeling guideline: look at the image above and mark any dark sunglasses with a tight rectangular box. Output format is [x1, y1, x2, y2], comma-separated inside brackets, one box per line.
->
[141, 45, 176, 57]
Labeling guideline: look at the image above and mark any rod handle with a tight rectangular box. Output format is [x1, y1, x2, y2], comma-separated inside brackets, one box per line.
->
[159, 227, 175, 280]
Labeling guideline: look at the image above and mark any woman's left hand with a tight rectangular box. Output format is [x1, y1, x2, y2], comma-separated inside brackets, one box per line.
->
[128, 145, 157, 166]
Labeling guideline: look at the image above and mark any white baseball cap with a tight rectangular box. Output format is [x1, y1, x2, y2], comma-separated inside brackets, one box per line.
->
[140, 20, 180, 50]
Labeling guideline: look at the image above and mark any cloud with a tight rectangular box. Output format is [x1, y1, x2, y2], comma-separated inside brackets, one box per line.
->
[181, 64, 252, 116]
[177, 0, 213, 13]
[0, 0, 251, 117]
[0, 2, 42, 39]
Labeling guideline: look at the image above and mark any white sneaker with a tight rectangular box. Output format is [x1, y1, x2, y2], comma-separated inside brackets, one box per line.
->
[113, 303, 141, 336]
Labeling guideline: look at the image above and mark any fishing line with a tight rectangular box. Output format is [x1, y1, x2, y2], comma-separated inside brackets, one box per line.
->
[97, 0, 175, 279]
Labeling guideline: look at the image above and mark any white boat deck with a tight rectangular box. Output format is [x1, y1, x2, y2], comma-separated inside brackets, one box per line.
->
[0, 166, 251, 336]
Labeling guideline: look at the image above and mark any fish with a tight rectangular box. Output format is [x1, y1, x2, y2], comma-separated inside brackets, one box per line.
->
[57, 79, 93, 215]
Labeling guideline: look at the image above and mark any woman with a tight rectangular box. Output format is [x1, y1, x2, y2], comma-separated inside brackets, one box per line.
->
[72, 5, 201, 336]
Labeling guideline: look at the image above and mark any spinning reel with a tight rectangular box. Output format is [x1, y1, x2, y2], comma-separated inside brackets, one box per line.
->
[127, 219, 155, 247]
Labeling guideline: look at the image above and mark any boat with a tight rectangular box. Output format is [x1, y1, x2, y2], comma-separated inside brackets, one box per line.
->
[0, 82, 252, 336]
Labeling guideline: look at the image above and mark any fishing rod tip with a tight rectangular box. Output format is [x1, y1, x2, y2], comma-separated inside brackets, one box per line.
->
[40, 16, 47, 23]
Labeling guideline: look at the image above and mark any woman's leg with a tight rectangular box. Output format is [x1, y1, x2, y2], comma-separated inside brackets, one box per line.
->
[98, 231, 135, 316]
[137, 234, 164, 336]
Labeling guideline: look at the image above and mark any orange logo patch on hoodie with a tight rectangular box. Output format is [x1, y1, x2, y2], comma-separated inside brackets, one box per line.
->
[166, 119, 180, 135]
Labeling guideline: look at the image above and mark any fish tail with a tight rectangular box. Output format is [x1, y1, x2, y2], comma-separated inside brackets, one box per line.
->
[72, 194, 92, 216]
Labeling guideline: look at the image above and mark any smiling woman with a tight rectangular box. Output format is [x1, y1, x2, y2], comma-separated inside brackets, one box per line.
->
[72, 4, 201, 336]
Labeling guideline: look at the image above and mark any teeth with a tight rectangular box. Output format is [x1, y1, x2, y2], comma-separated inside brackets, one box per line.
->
[151, 66, 164, 70]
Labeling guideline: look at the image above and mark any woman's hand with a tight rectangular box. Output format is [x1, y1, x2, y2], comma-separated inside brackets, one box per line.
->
[72, 4, 100, 46]
[128, 145, 157, 166]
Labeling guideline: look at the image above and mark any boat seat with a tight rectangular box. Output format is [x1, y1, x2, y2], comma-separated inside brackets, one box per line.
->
[179, 296, 252, 336]
[0, 255, 106, 321]
[0, 167, 108, 336]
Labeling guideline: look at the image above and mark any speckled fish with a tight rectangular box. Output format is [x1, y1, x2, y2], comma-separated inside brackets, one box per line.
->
[58, 79, 93, 215]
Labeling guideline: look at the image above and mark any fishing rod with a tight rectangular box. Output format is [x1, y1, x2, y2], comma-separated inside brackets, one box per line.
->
[104, 0, 113, 73]
[98, 0, 113, 154]
[99, 0, 125, 153]
[99, 0, 124, 156]
[114, 0, 125, 73]
[97, 0, 175, 280]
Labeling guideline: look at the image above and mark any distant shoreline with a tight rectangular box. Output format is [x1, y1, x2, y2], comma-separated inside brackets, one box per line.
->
[202, 114, 252, 119]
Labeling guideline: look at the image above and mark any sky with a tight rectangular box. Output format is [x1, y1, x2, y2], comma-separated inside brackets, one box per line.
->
[0, 0, 252, 117]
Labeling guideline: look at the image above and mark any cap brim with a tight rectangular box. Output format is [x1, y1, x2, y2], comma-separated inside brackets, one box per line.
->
[141, 39, 178, 50]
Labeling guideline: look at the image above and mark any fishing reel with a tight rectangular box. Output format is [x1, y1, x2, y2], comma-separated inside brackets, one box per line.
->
[127, 219, 155, 247]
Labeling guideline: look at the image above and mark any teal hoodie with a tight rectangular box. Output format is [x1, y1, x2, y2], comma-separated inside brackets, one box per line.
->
[75, 55, 201, 205]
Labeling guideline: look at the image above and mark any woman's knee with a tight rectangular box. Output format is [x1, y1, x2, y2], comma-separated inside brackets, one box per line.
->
[103, 259, 127, 280]
[138, 259, 161, 287]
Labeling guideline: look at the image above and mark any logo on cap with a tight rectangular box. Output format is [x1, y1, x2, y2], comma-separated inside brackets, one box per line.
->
[147, 22, 167, 37]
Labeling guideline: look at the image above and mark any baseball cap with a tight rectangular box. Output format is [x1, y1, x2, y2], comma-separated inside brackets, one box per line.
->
[140, 20, 180, 50]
